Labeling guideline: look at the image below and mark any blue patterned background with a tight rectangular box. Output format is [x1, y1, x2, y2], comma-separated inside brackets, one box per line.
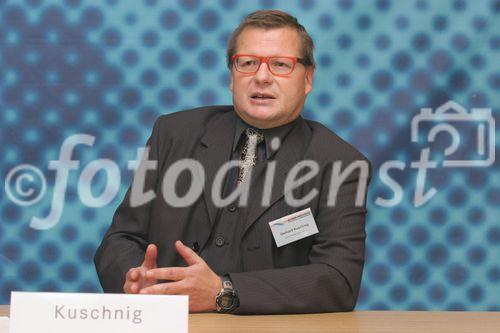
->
[1, 0, 499, 310]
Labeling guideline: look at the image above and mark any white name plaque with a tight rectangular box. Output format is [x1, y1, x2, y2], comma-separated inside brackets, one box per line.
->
[0, 317, 9, 332]
[10, 292, 188, 333]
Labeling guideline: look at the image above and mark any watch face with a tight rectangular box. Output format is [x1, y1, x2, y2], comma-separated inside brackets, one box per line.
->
[219, 293, 234, 308]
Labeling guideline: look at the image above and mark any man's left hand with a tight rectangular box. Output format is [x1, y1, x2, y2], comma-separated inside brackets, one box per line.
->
[140, 240, 222, 312]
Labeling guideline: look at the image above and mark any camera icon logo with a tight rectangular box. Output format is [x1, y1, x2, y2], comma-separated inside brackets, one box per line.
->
[411, 100, 495, 167]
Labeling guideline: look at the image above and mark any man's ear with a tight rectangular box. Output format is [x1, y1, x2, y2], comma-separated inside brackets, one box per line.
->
[229, 69, 234, 92]
[304, 67, 314, 95]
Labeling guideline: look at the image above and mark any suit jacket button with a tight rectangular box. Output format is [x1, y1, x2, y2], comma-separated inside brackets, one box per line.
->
[227, 204, 237, 212]
[215, 236, 225, 247]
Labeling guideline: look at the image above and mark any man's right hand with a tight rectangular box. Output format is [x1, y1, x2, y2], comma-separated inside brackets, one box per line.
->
[123, 244, 158, 294]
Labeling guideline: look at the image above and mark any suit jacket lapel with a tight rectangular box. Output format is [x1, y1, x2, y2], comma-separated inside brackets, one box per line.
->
[242, 117, 311, 235]
[194, 111, 236, 227]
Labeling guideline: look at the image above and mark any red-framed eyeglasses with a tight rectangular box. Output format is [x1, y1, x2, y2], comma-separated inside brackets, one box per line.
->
[231, 54, 307, 76]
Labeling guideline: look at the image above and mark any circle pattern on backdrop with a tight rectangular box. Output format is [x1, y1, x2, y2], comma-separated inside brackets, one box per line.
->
[0, 0, 499, 310]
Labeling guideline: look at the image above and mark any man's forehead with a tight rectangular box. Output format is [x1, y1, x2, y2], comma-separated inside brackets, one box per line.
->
[235, 27, 301, 54]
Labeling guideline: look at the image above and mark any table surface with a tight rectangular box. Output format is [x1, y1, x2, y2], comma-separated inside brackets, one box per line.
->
[1, 305, 500, 333]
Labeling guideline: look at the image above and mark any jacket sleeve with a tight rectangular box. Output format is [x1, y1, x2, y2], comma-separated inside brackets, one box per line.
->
[229, 158, 371, 314]
[94, 117, 165, 293]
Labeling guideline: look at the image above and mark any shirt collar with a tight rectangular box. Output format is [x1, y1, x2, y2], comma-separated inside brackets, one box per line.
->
[232, 115, 300, 159]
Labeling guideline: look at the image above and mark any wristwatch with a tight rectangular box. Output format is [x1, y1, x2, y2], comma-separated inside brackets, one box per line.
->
[215, 274, 239, 313]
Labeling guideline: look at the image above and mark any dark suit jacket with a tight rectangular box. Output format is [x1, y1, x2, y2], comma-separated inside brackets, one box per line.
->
[94, 105, 371, 314]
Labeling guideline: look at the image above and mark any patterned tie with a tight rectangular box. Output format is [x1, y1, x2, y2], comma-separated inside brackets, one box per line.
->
[237, 128, 264, 185]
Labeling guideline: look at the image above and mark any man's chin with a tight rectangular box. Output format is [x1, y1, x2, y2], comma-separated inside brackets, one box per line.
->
[236, 105, 271, 118]
[240, 114, 273, 128]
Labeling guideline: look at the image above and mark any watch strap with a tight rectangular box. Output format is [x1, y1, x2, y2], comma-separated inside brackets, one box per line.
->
[221, 274, 234, 291]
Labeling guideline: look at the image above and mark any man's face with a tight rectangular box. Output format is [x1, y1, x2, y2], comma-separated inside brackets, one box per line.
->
[230, 27, 314, 129]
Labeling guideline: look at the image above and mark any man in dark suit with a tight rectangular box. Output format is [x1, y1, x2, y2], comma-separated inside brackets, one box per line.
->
[95, 10, 370, 314]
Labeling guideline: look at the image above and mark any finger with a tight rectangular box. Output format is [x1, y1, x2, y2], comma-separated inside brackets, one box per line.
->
[175, 240, 201, 266]
[126, 268, 140, 282]
[146, 267, 187, 281]
[143, 244, 158, 269]
[130, 282, 141, 294]
[124, 279, 139, 294]
[139, 281, 185, 295]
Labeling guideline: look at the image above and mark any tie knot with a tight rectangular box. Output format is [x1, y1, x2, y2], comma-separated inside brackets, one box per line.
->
[245, 128, 264, 144]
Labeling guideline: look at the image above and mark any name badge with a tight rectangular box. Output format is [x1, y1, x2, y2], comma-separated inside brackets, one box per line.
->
[9, 292, 188, 333]
[269, 208, 319, 247]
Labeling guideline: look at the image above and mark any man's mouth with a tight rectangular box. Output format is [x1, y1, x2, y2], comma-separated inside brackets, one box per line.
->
[250, 93, 276, 100]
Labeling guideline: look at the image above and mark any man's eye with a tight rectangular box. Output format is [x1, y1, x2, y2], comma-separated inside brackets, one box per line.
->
[273, 61, 291, 68]
[240, 60, 257, 67]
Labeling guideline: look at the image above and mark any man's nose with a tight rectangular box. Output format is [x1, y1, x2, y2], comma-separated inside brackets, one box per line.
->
[253, 61, 273, 83]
